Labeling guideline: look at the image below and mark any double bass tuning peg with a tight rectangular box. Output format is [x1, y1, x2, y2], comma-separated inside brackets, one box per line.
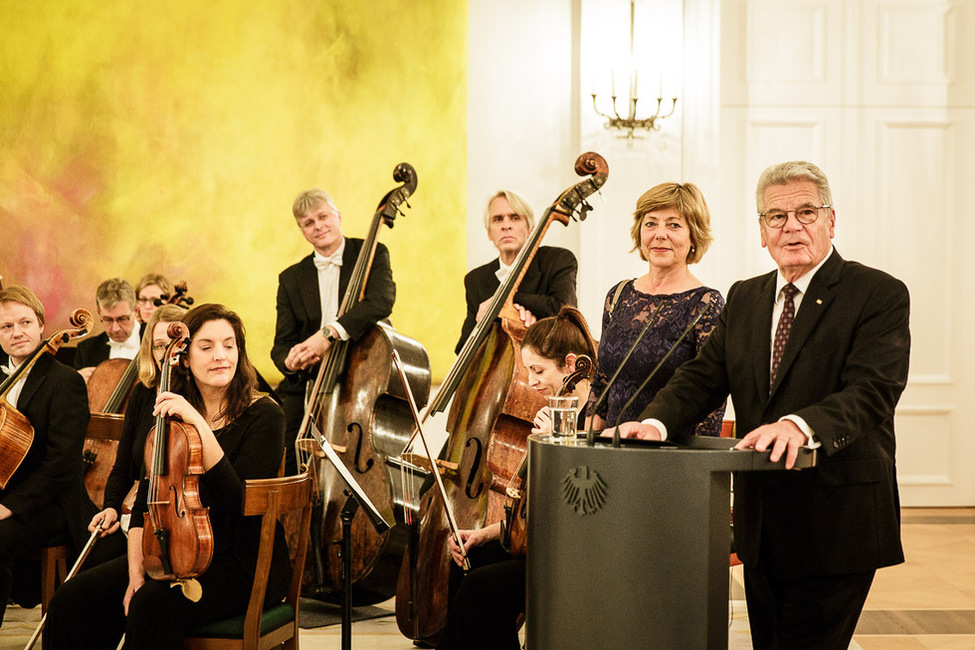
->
[574, 200, 593, 223]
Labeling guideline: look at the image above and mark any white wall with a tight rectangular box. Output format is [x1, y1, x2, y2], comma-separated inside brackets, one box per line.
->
[468, 0, 975, 505]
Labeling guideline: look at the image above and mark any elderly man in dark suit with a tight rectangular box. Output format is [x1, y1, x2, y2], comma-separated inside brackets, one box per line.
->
[455, 190, 577, 354]
[271, 188, 395, 474]
[615, 161, 910, 648]
[0, 285, 124, 624]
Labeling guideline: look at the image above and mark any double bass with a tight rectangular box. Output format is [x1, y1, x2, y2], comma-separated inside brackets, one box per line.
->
[141, 321, 213, 587]
[0, 309, 94, 488]
[296, 162, 432, 605]
[395, 152, 608, 644]
[83, 283, 193, 508]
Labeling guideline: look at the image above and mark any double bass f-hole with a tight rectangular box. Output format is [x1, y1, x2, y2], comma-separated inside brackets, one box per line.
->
[349, 422, 374, 474]
[463, 438, 484, 499]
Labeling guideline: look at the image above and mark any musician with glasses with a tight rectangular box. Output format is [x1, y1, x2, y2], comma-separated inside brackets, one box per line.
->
[134, 273, 174, 325]
[74, 278, 142, 382]
[613, 161, 910, 649]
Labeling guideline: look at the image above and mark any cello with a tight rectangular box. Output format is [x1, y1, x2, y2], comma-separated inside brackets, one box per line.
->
[295, 162, 432, 605]
[141, 321, 213, 587]
[83, 283, 193, 508]
[0, 309, 94, 488]
[395, 152, 608, 644]
[501, 354, 594, 557]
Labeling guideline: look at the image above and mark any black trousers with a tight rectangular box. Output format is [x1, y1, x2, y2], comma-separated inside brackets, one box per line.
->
[438, 541, 525, 650]
[44, 550, 284, 650]
[743, 562, 875, 649]
[0, 502, 69, 624]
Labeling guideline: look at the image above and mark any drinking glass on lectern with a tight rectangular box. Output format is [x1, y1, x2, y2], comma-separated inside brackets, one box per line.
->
[547, 395, 578, 443]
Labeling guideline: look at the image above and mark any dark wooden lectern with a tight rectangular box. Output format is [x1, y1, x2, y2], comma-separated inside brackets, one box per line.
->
[526, 435, 817, 649]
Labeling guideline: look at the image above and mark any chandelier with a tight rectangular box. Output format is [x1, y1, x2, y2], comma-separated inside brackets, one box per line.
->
[590, 1, 678, 141]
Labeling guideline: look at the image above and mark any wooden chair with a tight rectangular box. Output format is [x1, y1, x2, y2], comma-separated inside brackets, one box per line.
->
[39, 543, 70, 614]
[184, 470, 314, 650]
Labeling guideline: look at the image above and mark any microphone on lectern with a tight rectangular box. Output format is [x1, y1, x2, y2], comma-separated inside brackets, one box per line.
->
[610, 303, 712, 447]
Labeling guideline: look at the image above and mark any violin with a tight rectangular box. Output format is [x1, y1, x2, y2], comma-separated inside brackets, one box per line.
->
[501, 354, 594, 556]
[0, 309, 94, 488]
[395, 152, 608, 644]
[294, 163, 432, 605]
[83, 282, 193, 509]
[141, 321, 213, 584]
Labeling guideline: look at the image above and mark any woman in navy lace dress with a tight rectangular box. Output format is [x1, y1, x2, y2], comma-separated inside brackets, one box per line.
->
[588, 182, 726, 435]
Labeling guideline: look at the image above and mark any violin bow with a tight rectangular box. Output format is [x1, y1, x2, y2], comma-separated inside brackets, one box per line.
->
[24, 522, 103, 650]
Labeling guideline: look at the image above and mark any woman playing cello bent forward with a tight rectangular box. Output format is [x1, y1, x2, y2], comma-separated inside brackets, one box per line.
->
[88, 304, 185, 536]
[45, 304, 290, 649]
[438, 306, 596, 650]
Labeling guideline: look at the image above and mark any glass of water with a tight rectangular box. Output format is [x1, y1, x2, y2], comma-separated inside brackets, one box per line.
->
[548, 395, 579, 444]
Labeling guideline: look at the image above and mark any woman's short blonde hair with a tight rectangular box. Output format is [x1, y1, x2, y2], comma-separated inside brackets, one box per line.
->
[629, 182, 713, 264]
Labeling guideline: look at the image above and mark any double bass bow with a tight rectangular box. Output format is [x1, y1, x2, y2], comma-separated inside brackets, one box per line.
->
[395, 152, 608, 644]
[0, 309, 94, 489]
[500, 354, 594, 557]
[141, 321, 213, 595]
[295, 162, 432, 605]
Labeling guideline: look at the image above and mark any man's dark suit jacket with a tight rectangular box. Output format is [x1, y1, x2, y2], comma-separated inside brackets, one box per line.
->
[73, 332, 111, 369]
[271, 238, 395, 396]
[640, 249, 910, 578]
[455, 246, 577, 353]
[0, 354, 99, 550]
[73, 326, 142, 370]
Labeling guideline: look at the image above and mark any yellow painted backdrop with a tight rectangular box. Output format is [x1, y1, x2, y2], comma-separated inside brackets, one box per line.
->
[0, 0, 466, 383]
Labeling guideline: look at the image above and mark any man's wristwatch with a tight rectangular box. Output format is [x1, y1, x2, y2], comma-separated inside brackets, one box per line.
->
[322, 326, 338, 343]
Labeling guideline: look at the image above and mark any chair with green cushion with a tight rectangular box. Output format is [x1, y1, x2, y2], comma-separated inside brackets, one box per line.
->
[185, 470, 313, 650]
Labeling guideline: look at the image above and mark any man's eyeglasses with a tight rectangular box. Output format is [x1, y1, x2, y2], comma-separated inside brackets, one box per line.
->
[100, 314, 132, 326]
[759, 204, 830, 229]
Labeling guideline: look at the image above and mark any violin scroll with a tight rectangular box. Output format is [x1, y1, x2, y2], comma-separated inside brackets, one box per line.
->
[163, 322, 190, 364]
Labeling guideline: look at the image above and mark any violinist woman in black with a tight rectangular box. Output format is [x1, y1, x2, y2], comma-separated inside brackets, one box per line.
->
[438, 306, 597, 650]
[89, 303, 185, 536]
[45, 303, 289, 649]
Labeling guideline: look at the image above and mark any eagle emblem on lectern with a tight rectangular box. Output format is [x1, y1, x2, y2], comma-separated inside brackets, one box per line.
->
[561, 465, 607, 516]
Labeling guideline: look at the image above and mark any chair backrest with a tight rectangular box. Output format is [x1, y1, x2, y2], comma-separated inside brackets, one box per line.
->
[239, 470, 314, 644]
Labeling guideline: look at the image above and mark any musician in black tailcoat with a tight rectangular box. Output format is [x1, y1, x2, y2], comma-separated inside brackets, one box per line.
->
[0, 285, 124, 625]
[455, 190, 577, 354]
[73, 278, 142, 381]
[614, 161, 910, 649]
[271, 188, 395, 474]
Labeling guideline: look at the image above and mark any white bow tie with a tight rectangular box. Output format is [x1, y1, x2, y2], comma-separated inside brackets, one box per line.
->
[313, 251, 343, 270]
[0, 364, 12, 376]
